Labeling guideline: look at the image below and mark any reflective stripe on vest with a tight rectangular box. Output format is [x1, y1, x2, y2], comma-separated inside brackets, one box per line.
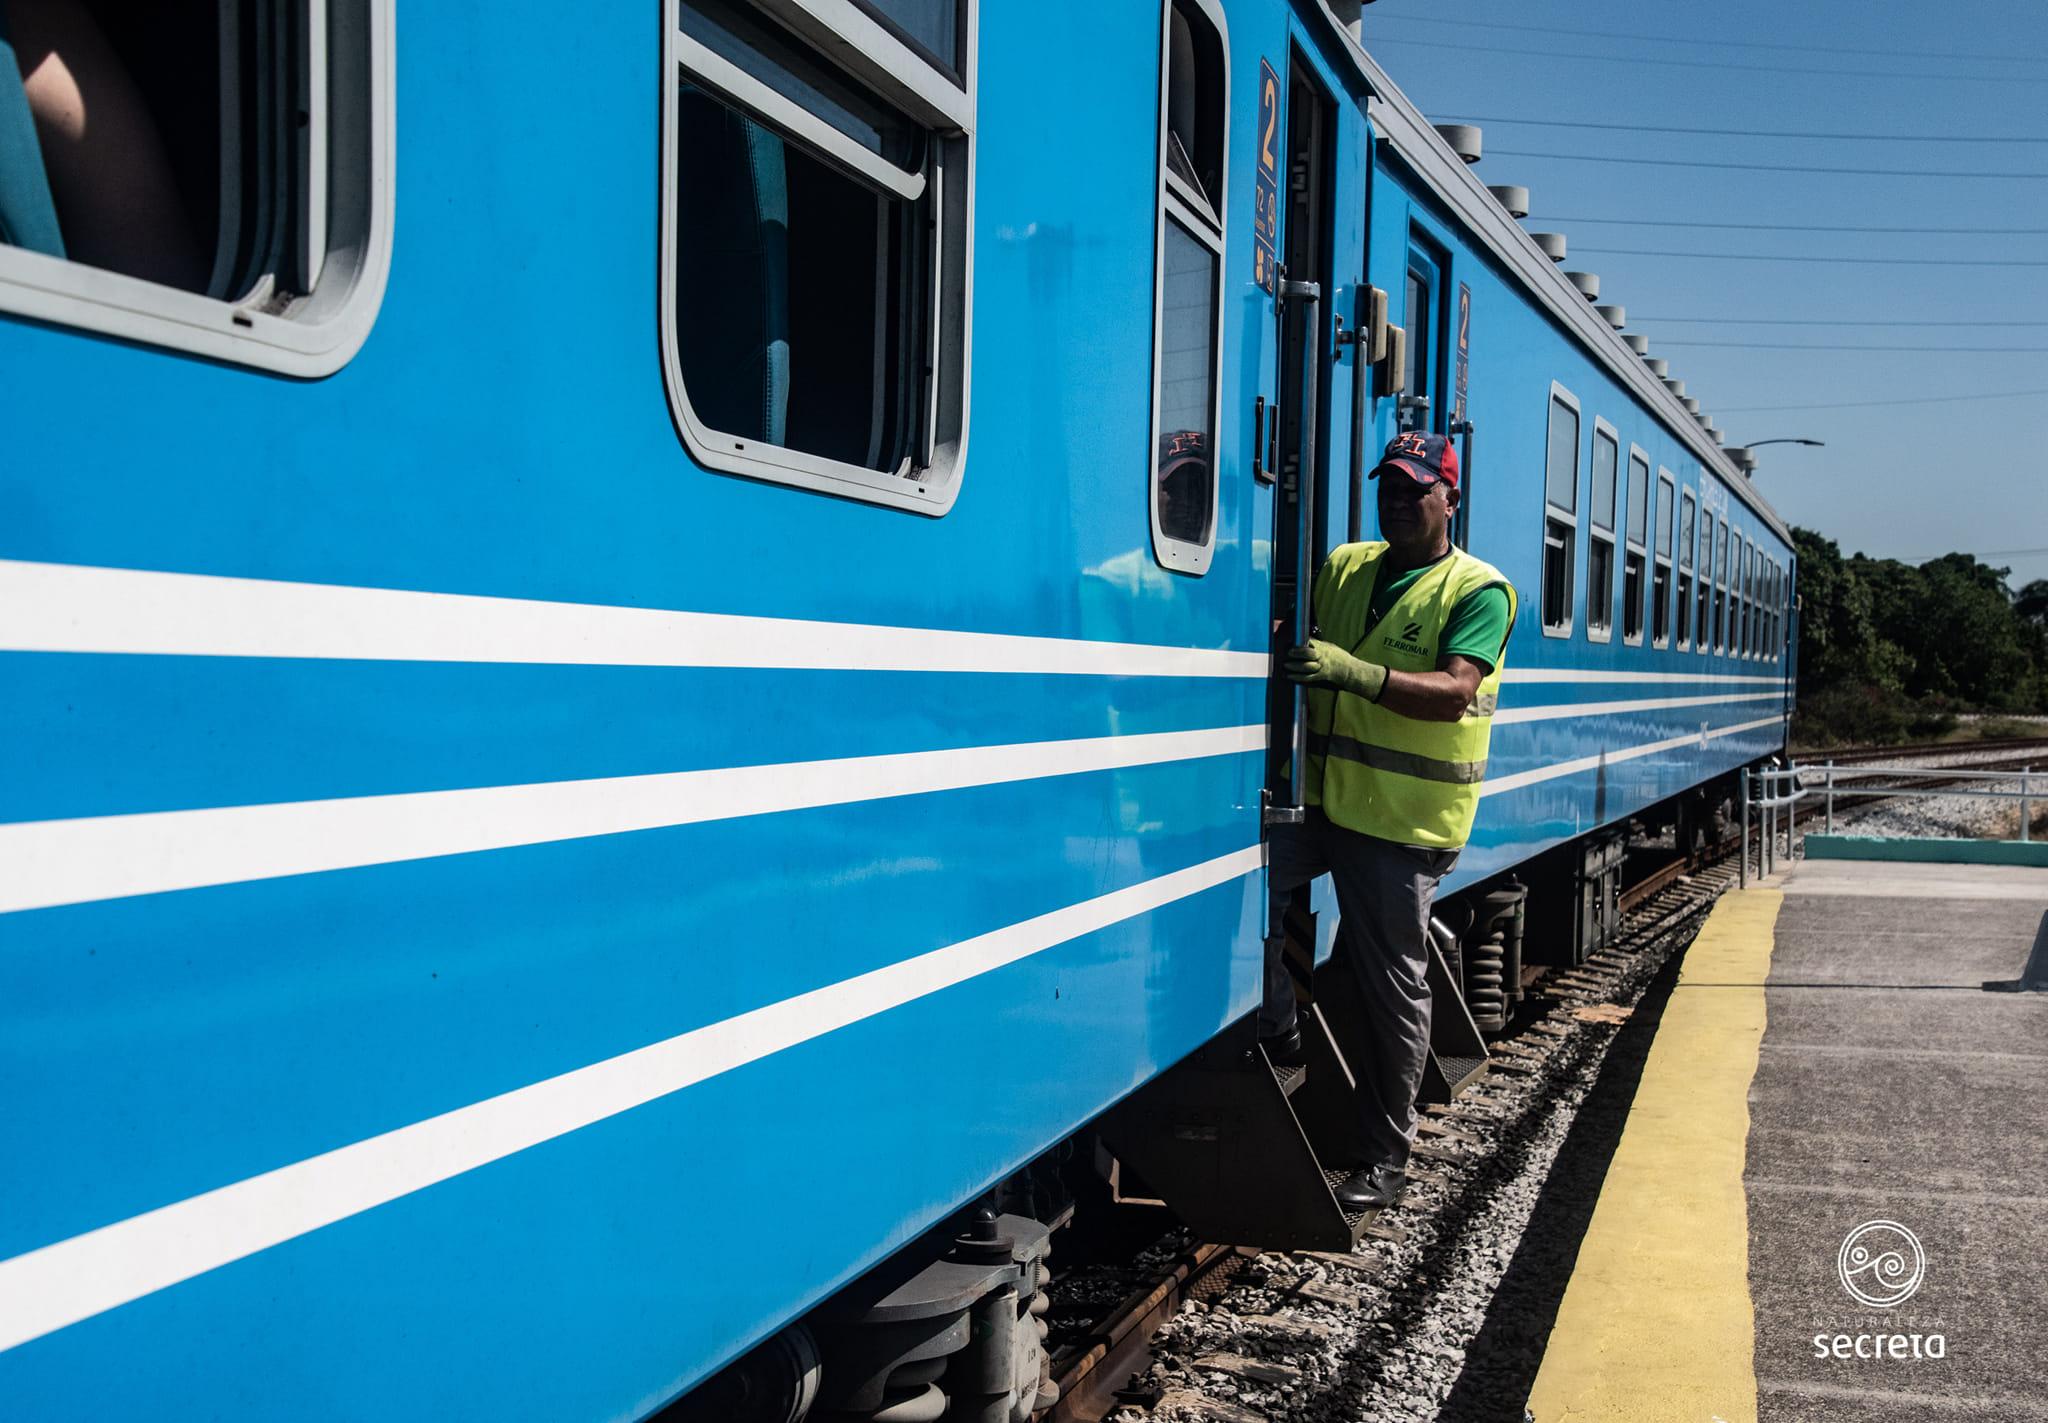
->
[1302, 542, 1517, 849]
[1308, 732, 1488, 785]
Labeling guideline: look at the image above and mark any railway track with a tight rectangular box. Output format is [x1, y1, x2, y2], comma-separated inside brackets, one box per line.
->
[1040, 738, 2048, 1420]
[1044, 857, 1745, 1422]
[1803, 734, 2048, 767]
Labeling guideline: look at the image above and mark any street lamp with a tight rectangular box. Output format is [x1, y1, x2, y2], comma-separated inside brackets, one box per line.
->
[1722, 437, 1823, 478]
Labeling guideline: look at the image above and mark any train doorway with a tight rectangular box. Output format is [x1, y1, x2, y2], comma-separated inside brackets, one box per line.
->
[1265, 56, 1336, 823]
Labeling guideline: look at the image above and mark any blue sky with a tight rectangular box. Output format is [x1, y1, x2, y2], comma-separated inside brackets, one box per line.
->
[1357, 0, 2048, 594]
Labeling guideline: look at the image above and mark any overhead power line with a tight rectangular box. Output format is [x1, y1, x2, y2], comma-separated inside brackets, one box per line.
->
[1369, 15, 2048, 67]
[1447, 114, 2048, 144]
[1534, 215, 2048, 235]
[1490, 148, 2048, 179]
[1657, 340, 2048, 352]
[1715, 387, 2048, 412]
[1572, 248, 2048, 268]
[1363, 35, 2048, 85]
[1636, 317, 2048, 327]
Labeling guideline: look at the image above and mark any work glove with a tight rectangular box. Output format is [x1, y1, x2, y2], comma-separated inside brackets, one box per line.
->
[1284, 639, 1388, 701]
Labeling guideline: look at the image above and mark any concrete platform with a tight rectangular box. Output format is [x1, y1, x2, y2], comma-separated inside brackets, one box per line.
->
[1526, 858, 2048, 1422]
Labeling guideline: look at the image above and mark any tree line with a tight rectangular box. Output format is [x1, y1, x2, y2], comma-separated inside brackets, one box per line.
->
[1791, 528, 2048, 745]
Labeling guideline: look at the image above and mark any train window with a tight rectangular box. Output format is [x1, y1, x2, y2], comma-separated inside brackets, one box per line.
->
[1621, 448, 1648, 645]
[857, 0, 965, 77]
[662, 0, 974, 514]
[0, 0, 391, 375]
[1753, 544, 1769, 659]
[1585, 421, 1617, 641]
[1403, 240, 1444, 430]
[1149, 0, 1228, 572]
[1541, 384, 1580, 636]
[1747, 541, 1760, 658]
[1676, 490, 1696, 650]
[1652, 466, 1674, 649]
[1776, 561, 1787, 657]
[1713, 522, 1729, 653]
[1696, 510, 1713, 655]
[1766, 561, 1778, 658]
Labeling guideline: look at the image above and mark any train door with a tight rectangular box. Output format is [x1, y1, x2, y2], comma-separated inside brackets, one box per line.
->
[1264, 57, 1337, 822]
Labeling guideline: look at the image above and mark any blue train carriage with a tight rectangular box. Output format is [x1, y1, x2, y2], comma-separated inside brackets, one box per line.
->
[0, 1, 1794, 1421]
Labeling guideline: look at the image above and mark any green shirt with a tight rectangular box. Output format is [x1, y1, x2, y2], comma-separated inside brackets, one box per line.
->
[1361, 555, 1513, 673]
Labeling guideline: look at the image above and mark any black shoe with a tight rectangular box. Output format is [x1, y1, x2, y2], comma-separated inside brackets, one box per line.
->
[1333, 1163, 1407, 1211]
[1259, 1026, 1307, 1067]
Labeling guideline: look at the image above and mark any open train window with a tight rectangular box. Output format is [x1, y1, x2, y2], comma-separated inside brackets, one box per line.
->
[1652, 466, 1673, 649]
[1585, 420, 1617, 642]
[1621, 447, 1648, 646]
[0, 0, 390, 375]
[1675, 489, 1696, 650]
[1541, 384, 1580, 637]
[1148, 0, 1227, 572]
[661, 0, 973, 515]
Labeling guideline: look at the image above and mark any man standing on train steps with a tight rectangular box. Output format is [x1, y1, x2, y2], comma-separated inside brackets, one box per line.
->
[1260, 430, 1516, 1213]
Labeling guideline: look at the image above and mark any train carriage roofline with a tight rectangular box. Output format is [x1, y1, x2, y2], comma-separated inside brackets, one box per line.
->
[1308, 3, 1791, 549]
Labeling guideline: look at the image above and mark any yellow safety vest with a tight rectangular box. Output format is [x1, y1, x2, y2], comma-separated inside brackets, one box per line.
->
[1303, 542, 1517, 849]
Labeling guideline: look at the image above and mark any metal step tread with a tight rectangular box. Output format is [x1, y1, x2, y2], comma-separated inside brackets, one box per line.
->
[1436, 1054, 1490, 1095]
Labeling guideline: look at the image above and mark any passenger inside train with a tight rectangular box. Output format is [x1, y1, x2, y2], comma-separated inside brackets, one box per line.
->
[0, 0, 207, 289]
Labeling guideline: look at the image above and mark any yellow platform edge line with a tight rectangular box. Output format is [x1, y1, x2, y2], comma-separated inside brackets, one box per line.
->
[1526, 888, 1783, 1423]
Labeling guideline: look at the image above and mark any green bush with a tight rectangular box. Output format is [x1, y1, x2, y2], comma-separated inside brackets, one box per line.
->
[1791, 685, 1957, 749]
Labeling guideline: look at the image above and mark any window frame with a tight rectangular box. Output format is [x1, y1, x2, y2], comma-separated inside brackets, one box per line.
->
[1697, 508, 1715, 657]
[1147, 0, 1230, 575]
[1540, 382, 1581, 639]
[1621, 444, 1649, 648]
[1403, 238, 1446, 431]
[659, 0, 977, 515]
[1676, 487, 1696, 651]
[1651, 464, 1674, 650]
[1753, 544, 1769, 659]
[1737, 540, 1750, 658]
[1584, 417, 1618, 644]
[0, 0, 393, 377]
[1713, 520, 1730, 654]
[1776, 560, 1787, 659]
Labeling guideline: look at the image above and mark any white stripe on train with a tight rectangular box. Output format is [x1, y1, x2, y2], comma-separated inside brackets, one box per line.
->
[0, 714, 1790, 1352]
[0, 845, 1268, 1356]
[1, 558, 1787, 685]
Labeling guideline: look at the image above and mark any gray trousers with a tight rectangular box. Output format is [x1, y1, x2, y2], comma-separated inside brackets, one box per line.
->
[1259, 811, 1458, 1172]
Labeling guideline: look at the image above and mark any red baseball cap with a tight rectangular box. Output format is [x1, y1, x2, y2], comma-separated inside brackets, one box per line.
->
[1370, 431, 1460, 490]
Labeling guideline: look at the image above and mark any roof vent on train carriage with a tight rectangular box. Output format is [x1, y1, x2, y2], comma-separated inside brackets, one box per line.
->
[1564, 271, 1599, 300]
[1663, 378, 1685, 398]
[1436, 125, 1483, 163]
[1683, 397, 1702, 414]
[1646, 357, 1670, 377]
[1489, 185, 1530, 218]
[1596, 304, 1626, 330]
[1624, 334, 1649, 355]
[1530, 232, 1567, 262]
